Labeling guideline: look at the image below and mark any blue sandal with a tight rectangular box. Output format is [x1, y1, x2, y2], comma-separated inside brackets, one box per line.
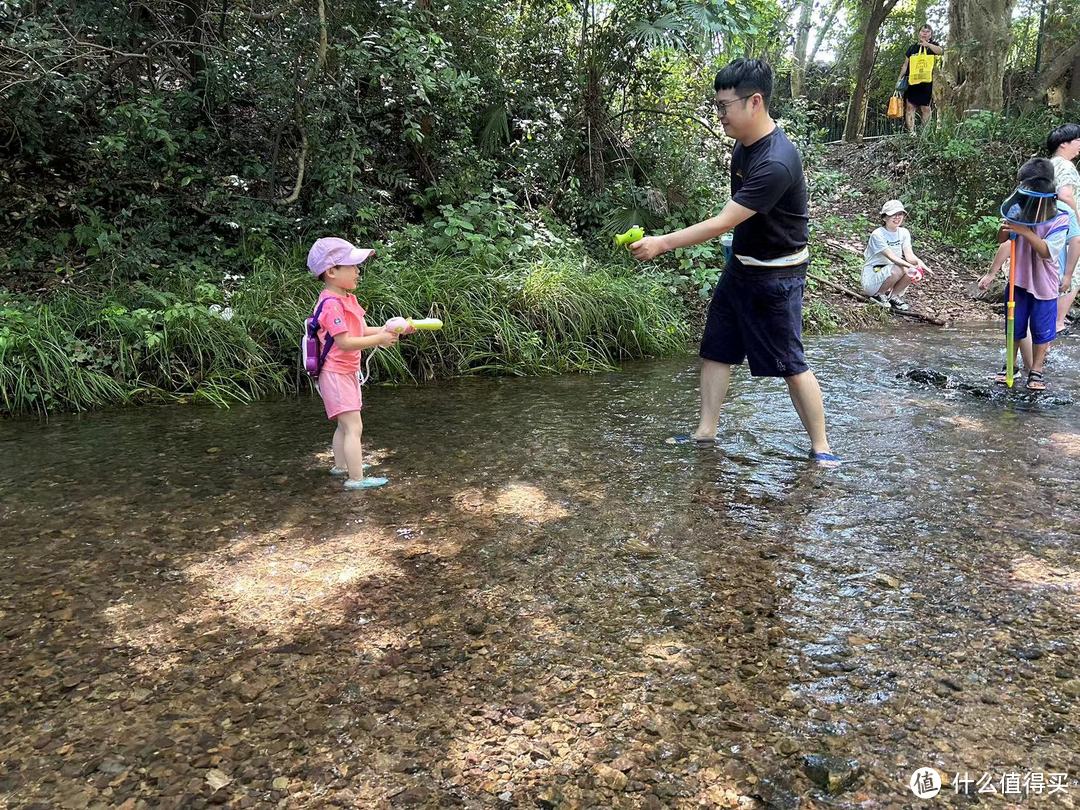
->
[343, 477, 389, 490]
[808, 450, 841, 466]
[668, 433, 717, 447]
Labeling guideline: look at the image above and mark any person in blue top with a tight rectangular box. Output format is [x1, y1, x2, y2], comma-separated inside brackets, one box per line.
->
[629, 58, 837, 465]
[1054, 200, 1080, 336]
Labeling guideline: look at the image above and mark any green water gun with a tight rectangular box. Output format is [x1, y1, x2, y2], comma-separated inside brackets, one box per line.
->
[384, 317, 444, 335]
[613, 226, 645, 248]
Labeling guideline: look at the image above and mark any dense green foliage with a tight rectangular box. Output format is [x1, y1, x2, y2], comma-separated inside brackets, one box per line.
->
[1, 0, 1076, 415]
[0, 0, 757, 289]
[871, 108, 1075, 251]
[1, 0, 756, 414]
[0, 247, 691, 415]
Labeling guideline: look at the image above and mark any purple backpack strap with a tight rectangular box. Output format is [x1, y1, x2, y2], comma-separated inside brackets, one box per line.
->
[310, 299, 335, 370]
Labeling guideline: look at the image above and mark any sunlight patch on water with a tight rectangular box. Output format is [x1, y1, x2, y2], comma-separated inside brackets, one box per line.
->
[453, 483, 572, 524]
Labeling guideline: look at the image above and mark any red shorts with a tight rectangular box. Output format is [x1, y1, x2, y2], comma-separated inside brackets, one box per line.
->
[317, 370, 362, 419]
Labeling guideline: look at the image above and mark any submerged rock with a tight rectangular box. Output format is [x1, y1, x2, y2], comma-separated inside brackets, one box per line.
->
[801, 754, 862, 794]
[900, 367, 1073, 405]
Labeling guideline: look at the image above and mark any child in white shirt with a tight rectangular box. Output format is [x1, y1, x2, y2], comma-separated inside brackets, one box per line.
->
[862, 199, 931, 312]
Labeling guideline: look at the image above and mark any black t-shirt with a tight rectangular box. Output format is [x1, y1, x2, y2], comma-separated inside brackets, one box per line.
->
[904, 43, 941, 68]
[730, 127, 809, 262]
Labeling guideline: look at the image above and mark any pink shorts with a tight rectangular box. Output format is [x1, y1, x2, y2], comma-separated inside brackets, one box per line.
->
[317, 370, 362, 419]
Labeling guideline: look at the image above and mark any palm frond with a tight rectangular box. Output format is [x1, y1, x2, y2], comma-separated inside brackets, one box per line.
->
[478, 104, 510, 154]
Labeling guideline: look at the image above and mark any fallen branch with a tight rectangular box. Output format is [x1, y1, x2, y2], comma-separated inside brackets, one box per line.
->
[807, 271, 948, 326]
[276, 110, 308, 205]
[820, 236, 864, 255]
[610, 107, 725, 141]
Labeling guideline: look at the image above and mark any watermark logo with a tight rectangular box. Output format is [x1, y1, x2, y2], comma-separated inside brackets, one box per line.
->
[910, 768, 942, 799]
[907, 768, 1070, 798]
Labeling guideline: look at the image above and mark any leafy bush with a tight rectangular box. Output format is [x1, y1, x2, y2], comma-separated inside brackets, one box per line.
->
[1, 241, 692, 416]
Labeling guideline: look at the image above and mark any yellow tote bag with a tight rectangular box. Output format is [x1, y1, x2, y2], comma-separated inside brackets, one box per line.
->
[908, 47, 935, 85]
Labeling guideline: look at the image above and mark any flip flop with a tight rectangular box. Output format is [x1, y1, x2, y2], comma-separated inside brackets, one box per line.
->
[808, 450, 841, 467]
[667, 433, 717, 447]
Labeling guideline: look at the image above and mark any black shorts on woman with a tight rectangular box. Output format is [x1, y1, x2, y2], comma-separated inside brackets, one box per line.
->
[700, 126, 811, 378]
[903, 81, 932, 108]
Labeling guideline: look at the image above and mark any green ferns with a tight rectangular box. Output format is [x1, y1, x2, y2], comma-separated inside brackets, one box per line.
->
[0, 253, 691, 416]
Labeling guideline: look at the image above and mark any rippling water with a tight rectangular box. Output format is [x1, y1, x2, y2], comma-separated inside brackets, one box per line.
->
[1, 324, 1077, 806]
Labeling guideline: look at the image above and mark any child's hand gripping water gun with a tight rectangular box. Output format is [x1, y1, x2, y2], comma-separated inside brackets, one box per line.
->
[384, 316, 444, 335]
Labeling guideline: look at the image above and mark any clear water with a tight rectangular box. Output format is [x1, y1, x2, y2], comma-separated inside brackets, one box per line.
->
[1, 325, 1077, 806]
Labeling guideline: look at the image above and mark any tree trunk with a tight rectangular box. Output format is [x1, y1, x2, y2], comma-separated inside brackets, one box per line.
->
[938, 0, 1016, 115]
[808, 0, 842, 64]
[1070, 48, 1080, 102]
[1031, 39, 1080, 101]
[790, 0, 814, 97]
[1033, 0, 1079, 103]
[180, 0, 207, 89]
[842, 0, 900, 142]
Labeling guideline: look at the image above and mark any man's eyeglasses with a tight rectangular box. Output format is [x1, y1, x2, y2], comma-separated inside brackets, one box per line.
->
[713, 94, 755, 116]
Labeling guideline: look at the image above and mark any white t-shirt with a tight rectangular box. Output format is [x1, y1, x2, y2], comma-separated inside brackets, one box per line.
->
[1052, 155, 1080, 195]
[864, 226, 912, 270]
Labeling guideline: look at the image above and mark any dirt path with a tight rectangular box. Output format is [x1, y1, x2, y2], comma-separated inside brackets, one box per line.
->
[805, 143, 999, 332]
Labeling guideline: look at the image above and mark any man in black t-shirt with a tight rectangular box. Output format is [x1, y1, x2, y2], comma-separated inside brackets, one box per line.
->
[631, 58, 837, 464]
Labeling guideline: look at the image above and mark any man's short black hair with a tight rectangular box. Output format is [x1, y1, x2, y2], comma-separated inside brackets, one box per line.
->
[1047, 123, 1080, 155]
[1018, 157, 1056, 194]
[714, 58, 773, 107]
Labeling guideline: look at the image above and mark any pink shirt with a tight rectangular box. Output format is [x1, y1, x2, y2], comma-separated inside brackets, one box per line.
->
[1013, 213, 1068, 301]
[316, 290, 366, 374]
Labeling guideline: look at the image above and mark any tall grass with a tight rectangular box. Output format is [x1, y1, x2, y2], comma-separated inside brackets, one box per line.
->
[1, 249, 691, 416]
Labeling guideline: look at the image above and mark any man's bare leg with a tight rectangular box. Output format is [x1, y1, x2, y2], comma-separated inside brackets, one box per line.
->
[694, 360, 732, 441]
[785, 370, 832, 455]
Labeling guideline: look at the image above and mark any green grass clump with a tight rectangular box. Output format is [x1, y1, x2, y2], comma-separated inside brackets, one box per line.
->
[1, 248, 692, 416]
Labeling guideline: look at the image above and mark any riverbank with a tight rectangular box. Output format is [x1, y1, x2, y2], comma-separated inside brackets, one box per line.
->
[0, 140, 1024, 418]
[0, 251, 690, 417]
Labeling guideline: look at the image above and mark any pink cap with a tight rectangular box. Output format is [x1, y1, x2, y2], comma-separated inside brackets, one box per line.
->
[306, 237, 375, 278]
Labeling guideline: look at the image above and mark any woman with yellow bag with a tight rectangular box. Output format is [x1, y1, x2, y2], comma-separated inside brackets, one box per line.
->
[895, 25, 943, 134]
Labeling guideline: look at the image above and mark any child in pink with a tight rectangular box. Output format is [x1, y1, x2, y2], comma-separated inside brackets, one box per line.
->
[307, 237, 399, 490]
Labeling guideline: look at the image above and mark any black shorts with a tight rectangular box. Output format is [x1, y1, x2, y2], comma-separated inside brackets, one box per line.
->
[904, 82, 932, 107]
[699, 259, 809, 378]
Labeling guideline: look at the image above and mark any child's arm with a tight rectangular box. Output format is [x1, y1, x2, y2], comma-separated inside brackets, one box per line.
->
[881, 248, 917, 269]
[978, 242, 1010, 290]
[1058, 239, 1075, 293]
[334, 331, 398, 351]
[901, 241, 930, 273]
[1005, 223, 1051, 258]
[1063, 238, 1080, 292]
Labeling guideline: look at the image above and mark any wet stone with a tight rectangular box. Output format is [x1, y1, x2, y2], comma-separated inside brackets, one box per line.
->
[802, 754, 862, 794]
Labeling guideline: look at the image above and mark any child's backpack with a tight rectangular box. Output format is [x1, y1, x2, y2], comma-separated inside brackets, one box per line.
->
[301, 299, 334, 377]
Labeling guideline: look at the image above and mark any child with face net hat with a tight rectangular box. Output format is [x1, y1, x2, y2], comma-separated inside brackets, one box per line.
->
[978, 159, 1069, 390]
